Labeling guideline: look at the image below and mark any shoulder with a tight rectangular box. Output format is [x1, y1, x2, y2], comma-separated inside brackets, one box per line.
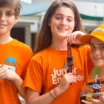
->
[71, 44, 91, 54]
[32, 48, 49, 60]
[10, 39, 33, 59]
[79, 44, 90, 50]
[31, 47, 54, 65]
[78, 44, 91, 54]
[11, 39, 32, 51]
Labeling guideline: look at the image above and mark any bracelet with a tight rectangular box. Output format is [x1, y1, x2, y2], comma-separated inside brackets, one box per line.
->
[49, 90, 56, 99]
[54, 88, 58, 97]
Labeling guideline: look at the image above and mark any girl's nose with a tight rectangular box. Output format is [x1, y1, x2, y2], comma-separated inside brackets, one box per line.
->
[61, 18, 67, 25]
[94, 48, 101, 55]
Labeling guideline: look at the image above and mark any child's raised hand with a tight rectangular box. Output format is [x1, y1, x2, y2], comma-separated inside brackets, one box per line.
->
[57, 72, 76, 93]
[68, 31, 85, 45]
[0, 66, 18, 81]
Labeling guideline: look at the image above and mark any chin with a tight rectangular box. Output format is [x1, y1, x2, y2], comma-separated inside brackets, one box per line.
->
[95, 63, 104, 68]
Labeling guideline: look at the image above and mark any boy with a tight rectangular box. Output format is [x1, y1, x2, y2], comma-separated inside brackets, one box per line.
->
[80, 24, 104, 104]
[0, 0, 33, 104]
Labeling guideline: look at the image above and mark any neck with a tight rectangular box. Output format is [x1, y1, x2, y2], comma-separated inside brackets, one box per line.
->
[51, 38, 67, 50]
[0, 35, 13, 44]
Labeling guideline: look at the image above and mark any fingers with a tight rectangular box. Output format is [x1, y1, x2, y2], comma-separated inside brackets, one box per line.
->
[68, 31, 85, 44]
[63, 69, 67, 74]
[82, 100, 92, 104]
[99, 95, 104, 103]
[91, 98, 104, 104]
[64, 73, 76, 84]
[68, 34, 72, 44]
[0, 67, 6, 79]
[63, 69, 76, 83]
[82, 98, 104, 104]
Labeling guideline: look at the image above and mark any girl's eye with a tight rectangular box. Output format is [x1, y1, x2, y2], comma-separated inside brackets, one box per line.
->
[67, 18, 72, 22]
[100, 46, 104, 50]
[55, 16, 61, 20]
[90, 45, 95, 50]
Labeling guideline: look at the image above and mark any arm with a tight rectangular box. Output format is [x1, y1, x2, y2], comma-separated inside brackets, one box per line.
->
[0, 67, 26, 99]
[26, 73, 76, 104]
[69, 31, 85, 45]
[13, 74, 26, 99]
[26, 87, 61, 104]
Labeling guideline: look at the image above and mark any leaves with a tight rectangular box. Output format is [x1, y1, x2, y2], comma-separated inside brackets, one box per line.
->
[90, 67, 100, 79]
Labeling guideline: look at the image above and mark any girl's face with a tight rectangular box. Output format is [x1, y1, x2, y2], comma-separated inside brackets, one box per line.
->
[90, 37, 104, 68]
[49, 6, 75, 40]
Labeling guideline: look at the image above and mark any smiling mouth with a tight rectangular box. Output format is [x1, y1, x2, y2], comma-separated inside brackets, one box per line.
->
[57, 27, 68, 31]
[94, 59, 103, 62]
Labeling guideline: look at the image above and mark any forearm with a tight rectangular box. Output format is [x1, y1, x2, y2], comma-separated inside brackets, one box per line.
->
[27, 87, 63, 104]
[27, 73, 74, 104]
[13, 75, 26, 100]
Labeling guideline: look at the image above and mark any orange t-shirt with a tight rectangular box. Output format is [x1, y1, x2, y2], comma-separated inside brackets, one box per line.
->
[23, 45, 94, 104]
[0, 39, 33, 104]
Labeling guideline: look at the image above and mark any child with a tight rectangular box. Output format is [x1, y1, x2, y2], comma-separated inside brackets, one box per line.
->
[23, 0, 93, 104]
[0, 0, 33, 104]
[80, 24, 104, 104]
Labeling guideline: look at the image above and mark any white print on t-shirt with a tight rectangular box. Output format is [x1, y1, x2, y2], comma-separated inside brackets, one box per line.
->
[0, 64, 15, 71]
[51, 68, 84, 84]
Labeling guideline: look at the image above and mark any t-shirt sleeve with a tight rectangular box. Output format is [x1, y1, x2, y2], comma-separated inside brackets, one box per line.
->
[21, 46, 33, 79]
[23, 58, 43, 92]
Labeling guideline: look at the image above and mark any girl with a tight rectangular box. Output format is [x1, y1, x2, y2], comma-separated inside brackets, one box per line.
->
[23, 0, 93, 104]
[80, 24, 104, 104]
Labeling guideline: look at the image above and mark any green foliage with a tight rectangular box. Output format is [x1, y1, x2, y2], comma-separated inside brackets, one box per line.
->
[90, 67, 100, 79]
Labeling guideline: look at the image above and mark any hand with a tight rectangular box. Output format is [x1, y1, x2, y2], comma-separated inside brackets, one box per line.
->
[0, 66, 18, 81]
[58, 73, 76, 93]
[82, 97, 104, 104]
[68, 31, 85, 45]
[99, 95, 104, 103]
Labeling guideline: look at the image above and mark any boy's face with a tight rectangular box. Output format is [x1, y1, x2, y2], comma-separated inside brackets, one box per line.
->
[90, 37, 104, 69]
[0, 7, 19, 36]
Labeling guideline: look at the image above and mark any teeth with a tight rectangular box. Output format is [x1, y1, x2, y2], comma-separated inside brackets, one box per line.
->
[95, 57, 102, 59]
[58, 27, 67, 31]
[94, 59, 102, 61]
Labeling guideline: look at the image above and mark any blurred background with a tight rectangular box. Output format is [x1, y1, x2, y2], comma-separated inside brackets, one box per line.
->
[12, 0, 104, 51]
[14, 0, 104, 103]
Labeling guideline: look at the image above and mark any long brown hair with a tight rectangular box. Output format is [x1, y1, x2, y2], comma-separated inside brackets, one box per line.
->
[0, 0, 21, 17]
[34, 0, 84, 54]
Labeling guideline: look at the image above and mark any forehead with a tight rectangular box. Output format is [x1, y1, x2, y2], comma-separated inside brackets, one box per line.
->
[90, 37, 104, 44]
[53, 6, 74, 17]
[0, 7, 14, 11]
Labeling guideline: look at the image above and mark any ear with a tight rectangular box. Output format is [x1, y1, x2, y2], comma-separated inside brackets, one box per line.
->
[14, 15, 20, 24]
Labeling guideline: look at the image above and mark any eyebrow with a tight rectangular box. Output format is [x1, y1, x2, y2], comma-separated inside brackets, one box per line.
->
[54, 13, 74, 18]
